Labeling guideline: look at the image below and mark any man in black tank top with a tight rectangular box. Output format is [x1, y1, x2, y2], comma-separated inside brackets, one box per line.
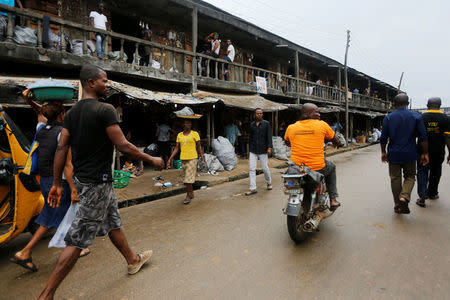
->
[38, 65, 164, 299]
[416, 97, 450, 207]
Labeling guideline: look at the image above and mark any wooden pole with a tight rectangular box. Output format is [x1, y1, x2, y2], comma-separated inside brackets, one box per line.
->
[191, 6, 198, 92]
[295, 51, 300, 104]
[344, 30, 350, 146]
[211, 106, 215, 140]
[207, 108, 211, 149]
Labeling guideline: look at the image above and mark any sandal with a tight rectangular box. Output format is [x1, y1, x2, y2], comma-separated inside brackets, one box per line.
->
[416, 198, 426, 208]
[329, 201, 341, 211]
[245, 190, 257, 196]
[398, 200, 410, 214]
[79, 248, 91, 258]
[10, 257, 38, 272]
[394, 205, 402, 214]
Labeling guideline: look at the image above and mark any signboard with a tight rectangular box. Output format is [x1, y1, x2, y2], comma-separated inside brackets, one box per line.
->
[255, 76, 268, 94]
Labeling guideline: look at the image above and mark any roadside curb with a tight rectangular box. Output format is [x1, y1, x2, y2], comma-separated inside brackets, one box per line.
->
[118, 143, 375, 209]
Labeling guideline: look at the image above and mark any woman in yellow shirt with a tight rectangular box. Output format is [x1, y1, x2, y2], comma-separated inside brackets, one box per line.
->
[167, 120, 205, 204]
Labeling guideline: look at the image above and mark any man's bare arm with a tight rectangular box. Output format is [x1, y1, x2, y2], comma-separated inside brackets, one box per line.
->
[331, 135, 344, 148]
[53, 129, 71, 187]
[106, 124, 163, 167]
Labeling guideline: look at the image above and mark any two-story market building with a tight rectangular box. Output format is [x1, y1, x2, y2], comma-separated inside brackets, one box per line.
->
[0, 0, 398, 150]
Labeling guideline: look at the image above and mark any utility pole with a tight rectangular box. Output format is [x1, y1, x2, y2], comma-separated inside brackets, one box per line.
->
[397, 72, 404, 94]
[344, 30, 350, 146]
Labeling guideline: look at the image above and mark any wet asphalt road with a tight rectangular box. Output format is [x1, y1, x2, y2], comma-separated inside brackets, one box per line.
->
[0, 145, 449, 300]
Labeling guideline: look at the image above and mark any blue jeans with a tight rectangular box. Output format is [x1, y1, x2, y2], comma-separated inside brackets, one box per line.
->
[96, 34, 107, 58]
[223, 56, 232, 80]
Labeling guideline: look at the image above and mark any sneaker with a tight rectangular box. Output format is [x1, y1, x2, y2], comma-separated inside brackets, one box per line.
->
[128, 250, 153, 275]
[245, 190, 257, 196]
[267, 184, 273, 190]
[429, 194, 439, 200]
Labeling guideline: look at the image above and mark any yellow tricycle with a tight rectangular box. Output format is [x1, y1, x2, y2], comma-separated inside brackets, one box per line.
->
[0, 105, 44, 245]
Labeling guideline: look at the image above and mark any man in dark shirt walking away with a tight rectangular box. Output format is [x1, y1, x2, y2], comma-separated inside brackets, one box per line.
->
[38, 65, 164, 300]
[380, 93, 429, 214]
[245, 108, 273, 196]
[416, 97, 450, 207]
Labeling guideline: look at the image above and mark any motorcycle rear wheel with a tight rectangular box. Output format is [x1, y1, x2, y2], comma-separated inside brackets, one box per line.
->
[287, 213, 310, 243]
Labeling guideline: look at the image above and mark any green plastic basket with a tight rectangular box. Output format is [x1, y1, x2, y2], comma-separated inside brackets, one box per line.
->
[173, 159, 182, 170]
[113, 170, 131, 189]
[30, 86, 76, 103]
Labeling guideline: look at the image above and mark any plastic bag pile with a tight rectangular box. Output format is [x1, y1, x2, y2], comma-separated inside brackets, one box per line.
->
[211, 136, 237, 171]
[272, 136, 291, 161]
[197, 153, 224, 172]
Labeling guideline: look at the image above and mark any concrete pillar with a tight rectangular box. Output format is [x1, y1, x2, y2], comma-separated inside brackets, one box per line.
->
[191, 6, 198, 92]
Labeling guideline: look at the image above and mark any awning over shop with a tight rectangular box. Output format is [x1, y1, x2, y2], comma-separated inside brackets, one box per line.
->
[283, 103, 386, 118]
[192, 91, 288, 112]
[108, 82, 219, 105]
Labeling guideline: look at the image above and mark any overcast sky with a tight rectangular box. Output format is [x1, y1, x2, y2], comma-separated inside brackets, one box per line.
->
[203, 0, 449, 108]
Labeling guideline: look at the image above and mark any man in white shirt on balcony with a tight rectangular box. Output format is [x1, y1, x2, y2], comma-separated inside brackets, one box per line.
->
[89, 3, 108, 59]
[224, 39, 235, 80]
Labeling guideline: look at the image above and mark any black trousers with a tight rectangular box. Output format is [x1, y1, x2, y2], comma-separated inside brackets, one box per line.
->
[428, 156, 444, 197]
[417, 155, 444, 198]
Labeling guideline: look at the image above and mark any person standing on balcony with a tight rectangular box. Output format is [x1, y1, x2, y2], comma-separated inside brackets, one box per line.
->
[315, 78, 323, 97]
[380, 93, 429, 214]
[245, 108, 273, 196]
[89, 3, 108, 59]
[138, 21, 152, 66]
[416, 97, 450, 207]
[223, 39, 235, 80]
[205, 32, 220, 78]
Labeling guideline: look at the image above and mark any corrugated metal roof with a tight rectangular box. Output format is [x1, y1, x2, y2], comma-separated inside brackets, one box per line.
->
[108, 82, 219, 105]
[193, 91, 288, 112]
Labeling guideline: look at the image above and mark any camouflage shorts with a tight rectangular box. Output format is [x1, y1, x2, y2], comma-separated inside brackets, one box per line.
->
[64, 177, 122, 249]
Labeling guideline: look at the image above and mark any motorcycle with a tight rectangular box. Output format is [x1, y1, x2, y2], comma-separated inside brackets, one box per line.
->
[282, 161, 334, 243]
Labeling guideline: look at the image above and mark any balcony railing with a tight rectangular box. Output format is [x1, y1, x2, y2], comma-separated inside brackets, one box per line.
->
[0, 4, 390, 111]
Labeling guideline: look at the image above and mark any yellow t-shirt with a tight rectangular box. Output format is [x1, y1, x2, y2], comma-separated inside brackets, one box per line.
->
[177, 131, 200, 160]
[284, 120, 335, 170]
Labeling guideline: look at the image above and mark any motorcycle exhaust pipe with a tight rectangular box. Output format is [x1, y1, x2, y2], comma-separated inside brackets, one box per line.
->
[302, 212, 324, 232]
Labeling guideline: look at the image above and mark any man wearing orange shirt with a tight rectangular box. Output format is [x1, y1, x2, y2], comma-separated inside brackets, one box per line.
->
[284, 103, 343, 211]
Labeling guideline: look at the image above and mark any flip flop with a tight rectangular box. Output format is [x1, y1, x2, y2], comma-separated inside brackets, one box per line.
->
[10, 257, 38, 272]
[416, 198, 426, 208]
[329, 202, 341, 211]
[79, 249, 91, 258]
